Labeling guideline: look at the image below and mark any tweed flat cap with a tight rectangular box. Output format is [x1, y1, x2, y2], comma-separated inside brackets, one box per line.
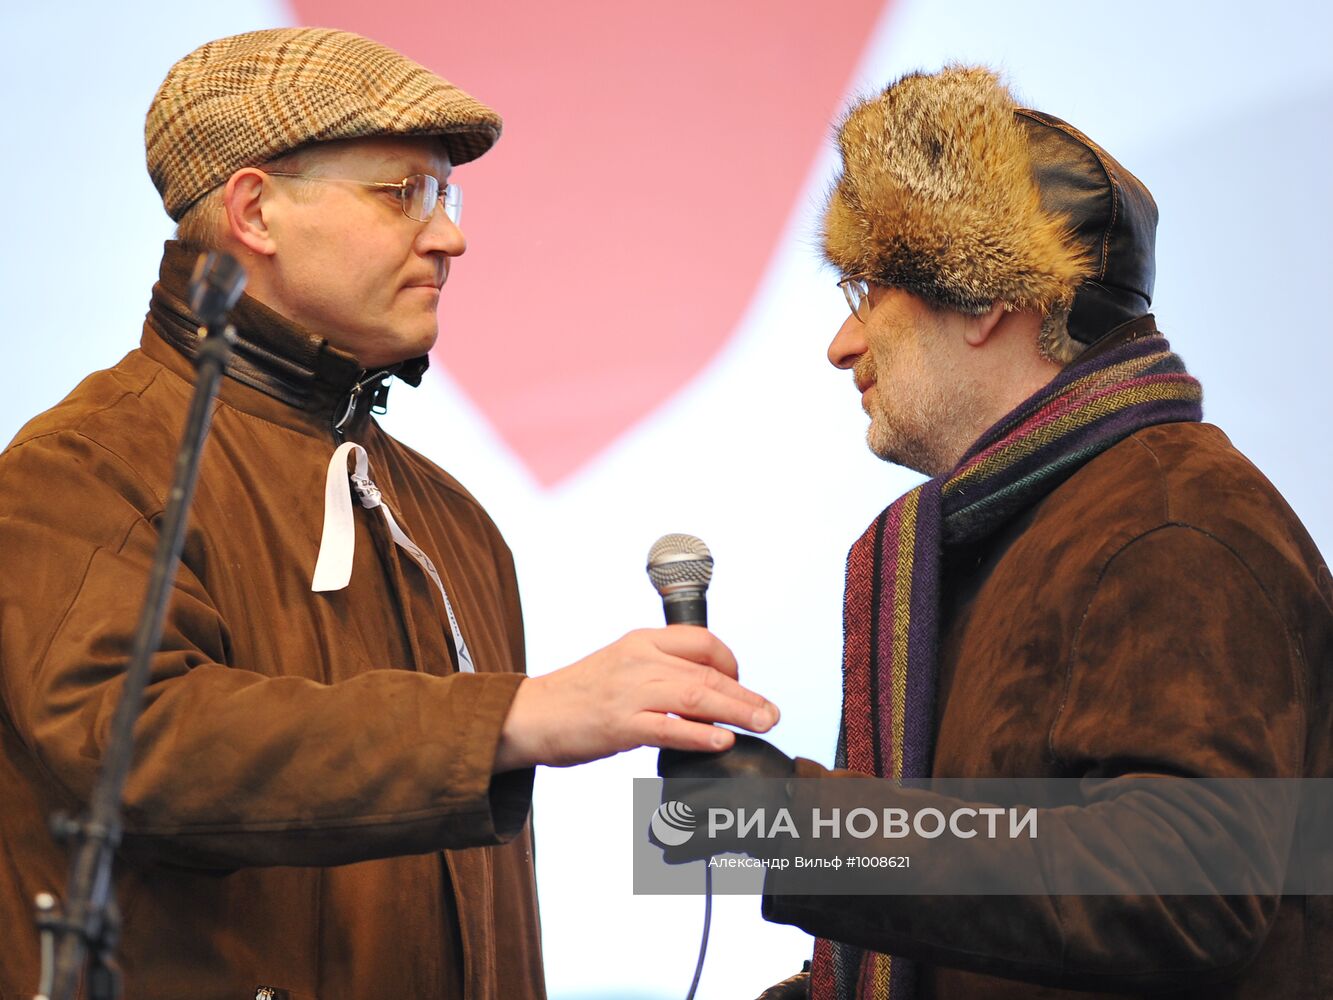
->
[146, 27, 502, 220]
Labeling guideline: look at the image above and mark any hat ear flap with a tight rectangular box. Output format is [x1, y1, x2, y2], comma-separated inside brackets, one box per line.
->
[1038, 299, 1082, 364]
[821, 182, 869, 276]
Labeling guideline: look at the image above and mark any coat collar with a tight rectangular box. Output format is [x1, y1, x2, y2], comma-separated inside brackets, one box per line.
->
[144, 241, 429, 438]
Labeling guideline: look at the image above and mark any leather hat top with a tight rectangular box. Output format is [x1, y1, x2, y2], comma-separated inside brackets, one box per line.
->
[1016, 110, 1159, 345]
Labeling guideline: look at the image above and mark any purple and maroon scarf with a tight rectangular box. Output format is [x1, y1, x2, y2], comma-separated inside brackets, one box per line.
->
[812, 332, 1203, 1000]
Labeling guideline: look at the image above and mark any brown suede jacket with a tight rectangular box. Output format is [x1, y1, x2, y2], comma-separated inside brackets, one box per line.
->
[0, 244, 545, 999]
[764, 420, 1333, 998]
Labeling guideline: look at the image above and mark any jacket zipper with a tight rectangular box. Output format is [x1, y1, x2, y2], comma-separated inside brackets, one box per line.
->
[332, 366, 399, 439]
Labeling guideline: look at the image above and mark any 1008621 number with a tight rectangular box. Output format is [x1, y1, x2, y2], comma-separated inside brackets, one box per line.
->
[843, 855, 910, 869]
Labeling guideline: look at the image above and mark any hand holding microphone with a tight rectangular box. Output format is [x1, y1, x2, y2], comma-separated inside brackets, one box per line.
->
[492, 534, 778, 772]
[646, 535, 796, 864]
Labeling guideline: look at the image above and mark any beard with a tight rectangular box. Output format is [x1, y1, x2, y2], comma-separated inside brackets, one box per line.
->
[854, 315, 987, 478]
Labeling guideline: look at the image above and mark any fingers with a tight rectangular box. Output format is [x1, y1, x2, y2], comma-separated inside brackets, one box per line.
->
[639, 712, 738, 753]
[649, 624, 740, 679]
[628, 627, 779, 735]
[499, 627, 782, 768]
[662, 652, 770, 707]
[649, 657, 779, 732]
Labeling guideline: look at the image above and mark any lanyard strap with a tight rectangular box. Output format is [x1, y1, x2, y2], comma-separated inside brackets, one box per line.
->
[312, 442, 475, 673]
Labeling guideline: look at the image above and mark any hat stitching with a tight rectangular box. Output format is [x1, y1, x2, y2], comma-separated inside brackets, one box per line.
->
[1016, 109, 1119, 281]
[288, 31, 324, 80]
[275, 35, 300, 84]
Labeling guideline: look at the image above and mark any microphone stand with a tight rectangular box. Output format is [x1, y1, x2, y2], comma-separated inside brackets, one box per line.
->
[33, 252, 246, 1000]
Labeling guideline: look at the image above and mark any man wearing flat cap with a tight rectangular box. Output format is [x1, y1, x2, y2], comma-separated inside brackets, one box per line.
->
[660, 67, 1331, 999]
[0, 27, 780, 998]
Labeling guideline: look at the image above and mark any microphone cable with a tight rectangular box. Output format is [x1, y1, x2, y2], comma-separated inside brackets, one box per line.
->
[685, 864, 713, 1000]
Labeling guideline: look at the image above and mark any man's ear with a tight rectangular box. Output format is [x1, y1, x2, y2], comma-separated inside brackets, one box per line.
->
[962, 301, 1009, 347]
[222, 169, 278, 256]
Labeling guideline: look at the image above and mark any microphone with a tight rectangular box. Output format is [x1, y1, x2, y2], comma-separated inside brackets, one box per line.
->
[646, 534, 713, 627]
[188, 251, 247, 328]
[646, 532, 717, 1000]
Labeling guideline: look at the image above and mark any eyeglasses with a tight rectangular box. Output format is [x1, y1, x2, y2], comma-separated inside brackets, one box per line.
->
[838, 276, 874, 323]
[264, 172, 463, 225]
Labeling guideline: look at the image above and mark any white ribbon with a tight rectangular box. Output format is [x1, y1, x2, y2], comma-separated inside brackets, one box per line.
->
[312, 442, 475, 672]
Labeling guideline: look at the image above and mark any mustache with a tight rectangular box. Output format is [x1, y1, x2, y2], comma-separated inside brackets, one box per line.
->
[853, 355, 876, 393]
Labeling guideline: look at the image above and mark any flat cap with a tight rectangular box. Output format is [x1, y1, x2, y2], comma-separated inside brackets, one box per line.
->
[146, 27, 502, 221]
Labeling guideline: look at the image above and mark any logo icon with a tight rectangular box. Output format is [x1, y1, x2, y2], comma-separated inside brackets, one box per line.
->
[650, 800, 698, 847]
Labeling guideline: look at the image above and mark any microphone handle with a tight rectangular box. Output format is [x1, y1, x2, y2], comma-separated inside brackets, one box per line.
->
[662, 589, 707, 627]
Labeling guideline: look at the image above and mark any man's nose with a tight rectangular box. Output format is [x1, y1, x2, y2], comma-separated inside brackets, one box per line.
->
[419, 208, 467, 257]
[828, 312, 867, 369]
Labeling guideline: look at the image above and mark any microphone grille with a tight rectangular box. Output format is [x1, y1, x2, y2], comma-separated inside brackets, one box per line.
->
[188, 251, 247, 321]
[646, 533, 714, 595]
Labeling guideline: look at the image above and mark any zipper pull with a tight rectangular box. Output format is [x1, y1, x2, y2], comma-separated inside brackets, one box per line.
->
[333, 366, 401, 437]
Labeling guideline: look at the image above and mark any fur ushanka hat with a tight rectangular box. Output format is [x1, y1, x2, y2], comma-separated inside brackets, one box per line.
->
[823, 66, 1158, 347]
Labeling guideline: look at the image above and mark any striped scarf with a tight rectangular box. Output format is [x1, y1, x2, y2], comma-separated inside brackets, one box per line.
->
[811, 332, 1203, 1000]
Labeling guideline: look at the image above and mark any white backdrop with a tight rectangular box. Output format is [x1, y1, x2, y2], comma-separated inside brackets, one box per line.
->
[3, 2, 1331, 997]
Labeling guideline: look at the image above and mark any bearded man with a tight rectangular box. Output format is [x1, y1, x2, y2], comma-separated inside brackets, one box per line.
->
[662, 66, 1331, 1000]
[0, 27, 778, 999]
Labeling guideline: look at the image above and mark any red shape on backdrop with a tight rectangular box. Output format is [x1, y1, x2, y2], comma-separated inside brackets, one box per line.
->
[289, 0, 888, 485]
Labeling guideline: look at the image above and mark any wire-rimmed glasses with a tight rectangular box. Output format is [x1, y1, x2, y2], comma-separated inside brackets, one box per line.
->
[838, 276, 873, 323]
[264, 171, 462, 225]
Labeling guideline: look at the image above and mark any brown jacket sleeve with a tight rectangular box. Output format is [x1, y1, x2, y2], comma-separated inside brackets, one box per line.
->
[763, 525, 1306, 991]
[0, 429, 532, 871]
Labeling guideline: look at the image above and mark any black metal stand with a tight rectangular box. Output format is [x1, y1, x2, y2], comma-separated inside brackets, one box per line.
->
[33, 253, 246, 1000]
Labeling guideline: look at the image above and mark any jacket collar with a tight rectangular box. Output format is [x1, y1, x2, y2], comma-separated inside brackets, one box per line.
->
[145, 241, 430, 437]
[1076, 313, 1159, 364]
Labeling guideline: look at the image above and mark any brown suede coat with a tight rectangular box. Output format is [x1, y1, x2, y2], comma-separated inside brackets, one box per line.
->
[0, 245, 545, 999]
[765, 421, 1333, 997]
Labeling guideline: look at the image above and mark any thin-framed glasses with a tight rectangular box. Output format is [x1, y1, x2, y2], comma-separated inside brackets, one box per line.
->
[838, 276, 873, 323]
[264, 172, 462, 225]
